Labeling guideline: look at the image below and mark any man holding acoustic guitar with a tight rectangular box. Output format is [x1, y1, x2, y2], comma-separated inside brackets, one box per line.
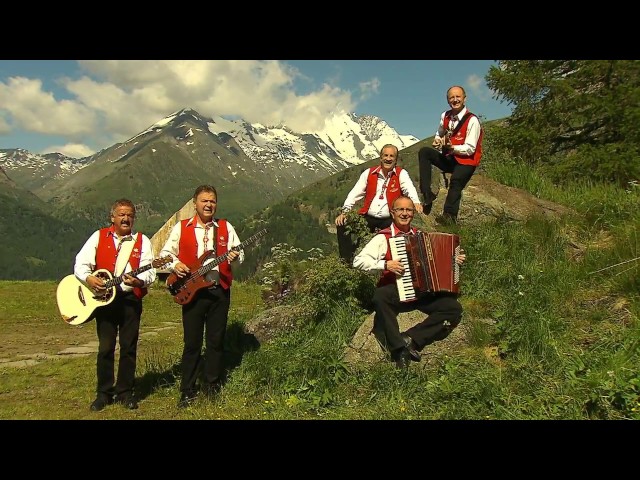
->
[417, 85, 483, 225]
[73, 198, 157, 411]
[160, 184, 244, 408]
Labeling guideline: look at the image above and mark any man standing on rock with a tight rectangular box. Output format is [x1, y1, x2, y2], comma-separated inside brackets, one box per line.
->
[353, 196, 466, 368]
[417, 85, 483, 224]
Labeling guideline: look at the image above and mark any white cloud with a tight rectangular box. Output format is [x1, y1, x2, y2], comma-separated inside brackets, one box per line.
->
[358, 77, 381, 102]
[42, 142, 95, 158]
[466, 74, 490, 102]
[0, 60, 358, 149]
[0, 77, 97, 135]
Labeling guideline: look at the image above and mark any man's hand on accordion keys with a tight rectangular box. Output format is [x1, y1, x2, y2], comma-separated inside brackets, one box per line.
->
[455, 249, 466, 265]
[386, 259, 405, 276]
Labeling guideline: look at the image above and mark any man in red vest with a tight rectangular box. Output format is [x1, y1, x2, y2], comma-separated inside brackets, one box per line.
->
[74, 198, 156, 411]
[353, 196, 466, 369]
[418, 85, 483, 224]
[160, 185, 243, 408]
[335, 144, 423, 264]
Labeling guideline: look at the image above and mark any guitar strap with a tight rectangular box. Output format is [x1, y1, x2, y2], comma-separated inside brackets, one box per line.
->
[212, 223, 218, 256]
[448, 112, 472, 137]
[114, 234, 137, 276]
[208, 224, 220, 288]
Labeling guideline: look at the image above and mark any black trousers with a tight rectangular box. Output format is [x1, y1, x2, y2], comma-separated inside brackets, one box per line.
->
[418, 146, 476, 218]
[180, 286, 231, 394]
[337, 214, 393, 264]
[371, 283, 462, 353]
[95, 291, 142, 399]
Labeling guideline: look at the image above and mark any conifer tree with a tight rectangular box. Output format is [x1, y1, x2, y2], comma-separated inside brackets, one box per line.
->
[486, 60, 640, 185]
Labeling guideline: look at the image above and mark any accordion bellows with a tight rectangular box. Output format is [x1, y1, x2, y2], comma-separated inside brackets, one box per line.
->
[389, 231, 461, 302]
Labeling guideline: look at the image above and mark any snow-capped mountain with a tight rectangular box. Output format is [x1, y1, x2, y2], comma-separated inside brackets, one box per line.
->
[0, 108, 418, 194]
[145, 108, 418, 172]
[315, 112, 418, 164]
[0, 149, 92, 192]
[0, 108, 420, 235]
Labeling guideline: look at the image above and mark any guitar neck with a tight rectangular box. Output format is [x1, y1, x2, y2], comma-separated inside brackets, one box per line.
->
[105, 263, 154, 289]
[196, 230, 266, 277]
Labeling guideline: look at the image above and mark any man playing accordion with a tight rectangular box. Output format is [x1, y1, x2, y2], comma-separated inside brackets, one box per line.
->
[353, 196, 466, 369]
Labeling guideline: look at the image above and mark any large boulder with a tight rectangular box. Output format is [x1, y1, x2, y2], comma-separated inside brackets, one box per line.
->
[343, 310, 497, 368]
[424, 172, 575, 226]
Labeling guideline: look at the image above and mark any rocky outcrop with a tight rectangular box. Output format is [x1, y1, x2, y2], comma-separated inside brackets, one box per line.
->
[149, 201, 196, 259]
[423, 172, 576, 227]
[343, 310, 498, 368]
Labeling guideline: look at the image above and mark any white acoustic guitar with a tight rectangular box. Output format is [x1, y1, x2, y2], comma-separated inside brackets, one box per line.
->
[56, 256, 172, 326]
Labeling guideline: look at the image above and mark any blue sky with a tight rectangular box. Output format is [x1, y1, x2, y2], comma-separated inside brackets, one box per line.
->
[0, 60, 512, 158]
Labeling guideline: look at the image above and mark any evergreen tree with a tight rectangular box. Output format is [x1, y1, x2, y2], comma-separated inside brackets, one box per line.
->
[486, 60, 640, 185]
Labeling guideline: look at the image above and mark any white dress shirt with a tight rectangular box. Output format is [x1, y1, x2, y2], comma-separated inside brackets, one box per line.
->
[74, 230, 157, 291]
[160, 217, 244, 284]
[353, 224, 408, 271]
[342, 167, 422, 218]
[434, 106, 482, 156]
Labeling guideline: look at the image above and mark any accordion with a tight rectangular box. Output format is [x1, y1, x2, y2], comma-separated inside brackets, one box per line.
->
[389, 231, 461, 302]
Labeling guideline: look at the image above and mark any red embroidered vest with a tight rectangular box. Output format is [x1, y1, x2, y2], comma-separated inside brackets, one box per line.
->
[178, 218, 233, 289]
[95, 227, 147, 299]
[358, 166, 404, 215]
[443, 110, 483, 167]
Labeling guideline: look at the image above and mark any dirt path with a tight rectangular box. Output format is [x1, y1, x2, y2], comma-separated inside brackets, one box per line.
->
[0, 321, 179, 369]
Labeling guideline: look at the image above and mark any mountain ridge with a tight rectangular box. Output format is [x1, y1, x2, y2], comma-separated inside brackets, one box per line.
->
[0, 108, 420, 280]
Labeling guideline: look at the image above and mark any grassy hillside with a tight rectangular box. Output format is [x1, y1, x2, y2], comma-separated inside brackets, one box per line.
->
[1, 165, 638, 419]
[0, 193, 95, 281]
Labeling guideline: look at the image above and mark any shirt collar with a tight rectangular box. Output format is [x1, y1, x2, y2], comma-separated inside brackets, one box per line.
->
[391, 224, 415, 236]
[186, 215, 218, 228]
[372, 166, 396, 177]
[450, 107, 467, 120]
[106, 226, 135, 240]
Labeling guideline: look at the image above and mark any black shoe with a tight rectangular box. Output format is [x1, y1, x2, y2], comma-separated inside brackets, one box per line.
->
[90, 395, 113, 412]
[393, 348, 411, 369]
[422, 192, 437, 214]
[178, 391, 197, 409]
[115, 394, 139, 410]
[401, 333, 421, 362]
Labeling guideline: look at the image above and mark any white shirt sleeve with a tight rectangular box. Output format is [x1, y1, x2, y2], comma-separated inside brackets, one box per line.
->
[399, 169, 421, 205]
[137, 234, 157, 287]
[226, 222, 245, 265]
[342, 169, 370, 212]
[452, 115, 481, 156]
[353, 234, 388, 272]
[74, 230, 100, 284]
[159, 222, 183, 272]
[435, 111, 447, 140]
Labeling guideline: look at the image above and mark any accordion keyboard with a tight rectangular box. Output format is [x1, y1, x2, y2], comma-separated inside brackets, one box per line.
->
[389, 236, 416, 302]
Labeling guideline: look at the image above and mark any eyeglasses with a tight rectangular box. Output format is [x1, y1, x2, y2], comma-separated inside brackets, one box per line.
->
[392, 208, 415, 214]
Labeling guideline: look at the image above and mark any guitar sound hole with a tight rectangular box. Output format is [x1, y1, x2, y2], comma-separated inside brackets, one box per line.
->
[95, 271, 114, 302]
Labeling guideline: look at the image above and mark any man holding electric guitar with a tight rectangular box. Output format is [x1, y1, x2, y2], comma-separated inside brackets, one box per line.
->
[73, 198, 157, 411]
[160, 184, 244, 408]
